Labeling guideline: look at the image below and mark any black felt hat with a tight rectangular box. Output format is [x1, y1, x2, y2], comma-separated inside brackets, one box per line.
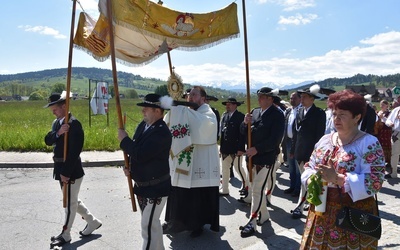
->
[222, 97, 242, 106]
[257, 87, 280, 100]
[44, 92, 66, 108]
[137, 94, 163, 109]
[206, 95, 218, 101]
[297, 84, 321, 99]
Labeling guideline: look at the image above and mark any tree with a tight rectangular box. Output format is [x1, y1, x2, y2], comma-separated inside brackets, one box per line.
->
[29, 91, 46, 100]
[52, 83, 65, 93]
[155, 84, 168, 96]
[124, 89, 138, 99]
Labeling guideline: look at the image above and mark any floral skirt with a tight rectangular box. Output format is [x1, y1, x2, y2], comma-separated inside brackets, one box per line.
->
[300, 188, 378, 250]
[377, 125, 392, 163]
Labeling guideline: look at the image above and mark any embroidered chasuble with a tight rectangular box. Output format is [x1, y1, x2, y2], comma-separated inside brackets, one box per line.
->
[164, 105, 220, 188]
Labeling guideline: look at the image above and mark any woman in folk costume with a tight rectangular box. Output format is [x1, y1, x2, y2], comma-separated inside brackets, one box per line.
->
[238, 87, 285, 237]
[300, 90, 385, 249]
[375, 100, 392, 169]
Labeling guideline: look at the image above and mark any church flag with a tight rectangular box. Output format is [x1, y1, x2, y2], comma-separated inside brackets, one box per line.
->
[73, 0, 239, 65]
[90, 82, 109, 115]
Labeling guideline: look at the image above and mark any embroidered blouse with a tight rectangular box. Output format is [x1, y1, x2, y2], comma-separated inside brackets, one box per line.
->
[302, 132, 385, 202]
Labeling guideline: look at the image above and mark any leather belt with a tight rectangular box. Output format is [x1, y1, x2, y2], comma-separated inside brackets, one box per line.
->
[135, 174, 170, 187]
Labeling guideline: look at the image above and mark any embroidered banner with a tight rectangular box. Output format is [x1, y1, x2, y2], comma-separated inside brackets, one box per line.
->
[73, 0, 239, 65]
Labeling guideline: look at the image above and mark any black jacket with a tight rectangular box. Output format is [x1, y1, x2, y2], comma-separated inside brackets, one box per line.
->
[44, 114, 84, 181]
[240, 105, 285, 166]
[120, 118, 172, 198]
[292, 104, 326, 162]
[220, 110, 245, 154]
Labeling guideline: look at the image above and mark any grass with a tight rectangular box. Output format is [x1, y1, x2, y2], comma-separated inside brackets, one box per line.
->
[0, 97, 328, 152]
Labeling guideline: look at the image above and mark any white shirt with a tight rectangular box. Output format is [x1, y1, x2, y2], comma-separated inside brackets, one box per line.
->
[287, 105, 300, 138]
[386, 106, 400, 131]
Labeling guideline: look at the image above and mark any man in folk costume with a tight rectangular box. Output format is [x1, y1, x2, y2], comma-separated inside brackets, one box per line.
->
[219, 97, 247, 196]
[118, 94, 172, 250]
[239, 87, 284, 237]
[283, 92, 302, 197]
[163, 86, 220, 238]
[290, 84, 326, 219]
[44, 92, 102, 248]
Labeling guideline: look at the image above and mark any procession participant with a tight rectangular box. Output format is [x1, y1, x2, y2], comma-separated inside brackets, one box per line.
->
[205, 95, 221, 141]
[376, 100, 392, 171]
[118, 93, 172, 250]
[385, 101, 400, 178]
[283, 92, 302, 197]
[44, 92, 102, 248]
[219, 97, 247, 196]
[290, 84, 326, 219]
[300, 89, 385, 249]
[238, 87, 284, 237]
[163, 86, 220, 238]
[264, 95, 286, 206]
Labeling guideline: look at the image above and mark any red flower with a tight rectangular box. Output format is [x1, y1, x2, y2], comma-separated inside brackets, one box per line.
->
[173, 130, 180, 137]
[365, 153, 378, 163]
[373, 181, 382, 190]
[342, 153, 354, 162]
[180, 127, 187, 135]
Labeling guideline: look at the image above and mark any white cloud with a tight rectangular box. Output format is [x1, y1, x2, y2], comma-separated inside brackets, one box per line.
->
[278, 13, 318, 25]
[131, 31, 400, 88]
[18, 25, 66, 39]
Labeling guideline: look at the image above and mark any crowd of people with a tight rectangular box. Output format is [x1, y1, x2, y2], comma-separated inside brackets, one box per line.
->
[45, 85, 396, 249]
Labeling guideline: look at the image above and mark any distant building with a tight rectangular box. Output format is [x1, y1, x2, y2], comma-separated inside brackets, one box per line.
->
[0, 96, 13, 101]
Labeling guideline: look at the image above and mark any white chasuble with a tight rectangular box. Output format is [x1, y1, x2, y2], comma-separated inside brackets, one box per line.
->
[164, 104, 220, 188]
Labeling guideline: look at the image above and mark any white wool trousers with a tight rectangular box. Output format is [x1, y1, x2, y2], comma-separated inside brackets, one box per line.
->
[139, 196, 167, 250]
[60, 177, 96, 241]
[220, 154, 248, 193]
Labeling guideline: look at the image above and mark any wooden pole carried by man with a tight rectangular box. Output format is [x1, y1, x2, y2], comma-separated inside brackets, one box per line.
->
[106, 0, 137, 212]
[62, 0, 78, 208]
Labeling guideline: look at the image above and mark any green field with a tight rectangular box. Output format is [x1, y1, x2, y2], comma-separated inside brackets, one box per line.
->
[0, 97, 328, 152]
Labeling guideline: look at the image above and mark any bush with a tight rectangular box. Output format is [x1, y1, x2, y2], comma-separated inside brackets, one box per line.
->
[29, 91, 46, 100]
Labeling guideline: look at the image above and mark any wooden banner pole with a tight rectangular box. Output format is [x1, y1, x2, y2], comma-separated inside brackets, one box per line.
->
[242, 0, 252, 182]
[106, 0, 137, 212]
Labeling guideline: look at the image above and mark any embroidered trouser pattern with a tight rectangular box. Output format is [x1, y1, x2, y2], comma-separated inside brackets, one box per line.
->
[248, 166, 270, 229]
[221, 154, 248, 193]
[138, 196, 167, 250]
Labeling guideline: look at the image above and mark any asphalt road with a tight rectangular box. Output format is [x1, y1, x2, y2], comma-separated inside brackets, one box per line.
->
[0, 164, 399, 249]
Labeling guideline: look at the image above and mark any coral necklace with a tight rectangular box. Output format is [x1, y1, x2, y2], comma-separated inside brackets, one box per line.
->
[336, 131, 359, 147]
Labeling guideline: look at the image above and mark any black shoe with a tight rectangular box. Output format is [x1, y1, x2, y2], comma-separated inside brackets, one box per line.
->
[50, 233, 62, 241]
[50, 236, 70, 248]
[239, 187, 248, 196]
[190, 227, 203, 238]
[284, 188, 294, 194]
[385, 174, 392, 179]
[291, 207, 302, 219]
[240, 223, 255, 238]
[163, 223, 184, 234]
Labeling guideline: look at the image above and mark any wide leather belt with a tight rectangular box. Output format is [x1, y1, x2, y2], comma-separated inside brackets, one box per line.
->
[135, 174, 170, 187]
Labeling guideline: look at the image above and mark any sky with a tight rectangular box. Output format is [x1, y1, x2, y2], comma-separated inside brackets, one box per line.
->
[1, 0, 400, 90]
